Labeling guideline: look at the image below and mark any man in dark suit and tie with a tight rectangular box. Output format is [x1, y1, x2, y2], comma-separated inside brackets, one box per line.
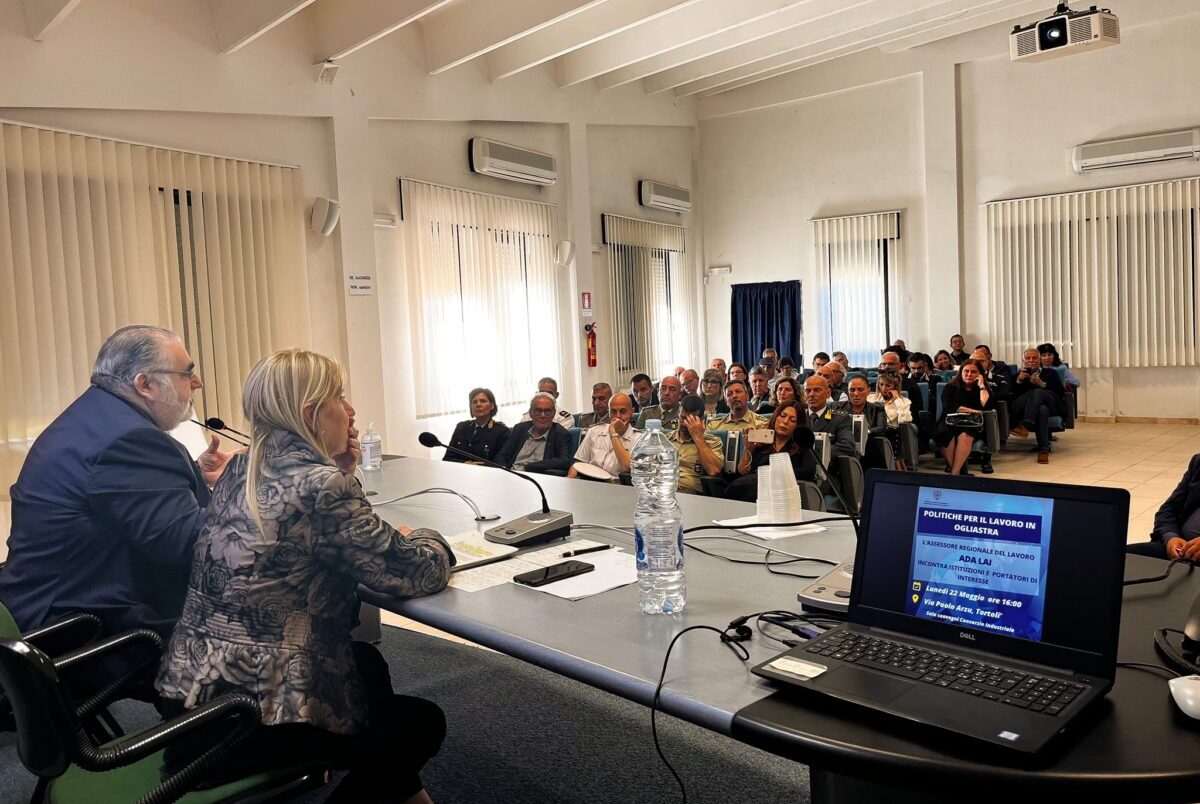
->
[0, 325, 236, 639]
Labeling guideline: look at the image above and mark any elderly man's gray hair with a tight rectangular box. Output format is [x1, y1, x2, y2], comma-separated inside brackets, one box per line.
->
[529, 391, 557, 409]
[91, 325, 182, 396]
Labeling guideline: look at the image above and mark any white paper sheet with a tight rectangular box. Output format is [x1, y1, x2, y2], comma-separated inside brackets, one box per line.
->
[712, 514, 826, 541]
[447, 530, 518, 570]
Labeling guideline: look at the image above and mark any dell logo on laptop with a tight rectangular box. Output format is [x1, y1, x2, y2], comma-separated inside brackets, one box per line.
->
[959, 631, 976, 641]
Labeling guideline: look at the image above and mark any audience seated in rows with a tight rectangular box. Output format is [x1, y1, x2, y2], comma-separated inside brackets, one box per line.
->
[578, 382, 613, 428]
[727, 401, 817, 502]
[879, 349, 926, 420]
[935, 359, 991, 476]
[569, 393, 641, 481]
[444, 387, 510, 465]
[636, 374, 682, 430]
[498, 392, 572, 474]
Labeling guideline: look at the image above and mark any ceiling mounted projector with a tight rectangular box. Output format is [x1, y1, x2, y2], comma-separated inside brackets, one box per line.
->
[1010, 3, 1119, 63]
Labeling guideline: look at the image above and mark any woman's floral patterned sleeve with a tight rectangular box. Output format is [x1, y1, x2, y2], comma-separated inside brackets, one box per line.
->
[312, 469, 455, 598]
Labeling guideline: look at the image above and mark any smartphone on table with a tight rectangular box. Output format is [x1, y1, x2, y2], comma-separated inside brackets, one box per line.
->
[512, 560, 594, 588]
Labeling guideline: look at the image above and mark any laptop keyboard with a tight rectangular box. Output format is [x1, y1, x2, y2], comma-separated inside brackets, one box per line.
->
[806, 631, 1089, 716]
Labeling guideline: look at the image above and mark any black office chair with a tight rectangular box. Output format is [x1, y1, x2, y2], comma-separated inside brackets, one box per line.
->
[0, 631, 325, 804]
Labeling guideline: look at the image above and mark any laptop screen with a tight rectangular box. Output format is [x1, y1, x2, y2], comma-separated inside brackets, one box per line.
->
[851, 473, 1129, 677]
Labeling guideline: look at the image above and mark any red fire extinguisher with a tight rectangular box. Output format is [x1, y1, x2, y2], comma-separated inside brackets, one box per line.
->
[585, 323, 598, 368]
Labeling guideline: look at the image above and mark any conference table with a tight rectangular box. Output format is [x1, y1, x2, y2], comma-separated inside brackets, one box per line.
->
[359, 456, 1200, 803]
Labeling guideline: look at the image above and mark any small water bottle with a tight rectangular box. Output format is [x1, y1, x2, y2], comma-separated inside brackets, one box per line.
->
[631, 420, 686, 615]
[360, 422, 382, 470]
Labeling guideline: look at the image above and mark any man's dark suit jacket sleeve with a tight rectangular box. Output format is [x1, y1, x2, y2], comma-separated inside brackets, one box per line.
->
[526, 425, 573, 473]
[84, 427, 205, 569]
[1152, 454, 1200, 549]
[495, 425, 523, 469]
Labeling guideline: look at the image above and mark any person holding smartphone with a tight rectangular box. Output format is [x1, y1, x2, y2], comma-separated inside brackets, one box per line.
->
[934, 359, 991, 476]
[727, 401, 817, 501]
[864, 373, 910, 470]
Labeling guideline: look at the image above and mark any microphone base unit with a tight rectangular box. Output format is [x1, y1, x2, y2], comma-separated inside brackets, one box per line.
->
[484, 510, 574, 547]
[796, 559, 855, 614]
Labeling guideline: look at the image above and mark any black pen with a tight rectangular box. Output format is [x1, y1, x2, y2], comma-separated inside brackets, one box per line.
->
[562, 544, 613, 558]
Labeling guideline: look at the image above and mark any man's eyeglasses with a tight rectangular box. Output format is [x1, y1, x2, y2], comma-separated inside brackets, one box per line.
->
[530, 408, 556, 416]
[155, 368, 197, 380]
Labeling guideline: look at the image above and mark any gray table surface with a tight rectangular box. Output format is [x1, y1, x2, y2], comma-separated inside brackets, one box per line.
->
[357, 456, 858, 735]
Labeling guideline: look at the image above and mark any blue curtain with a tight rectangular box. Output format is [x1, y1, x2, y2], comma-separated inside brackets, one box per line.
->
[730, 281, 802, 367]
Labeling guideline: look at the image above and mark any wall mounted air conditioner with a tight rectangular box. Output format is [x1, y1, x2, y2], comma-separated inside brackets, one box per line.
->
[468, 138, 557, 186]
[1071, 128, 1200, 174]
[639, 180, 691, 214]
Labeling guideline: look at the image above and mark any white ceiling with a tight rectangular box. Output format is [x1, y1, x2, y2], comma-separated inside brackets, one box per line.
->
[22, 0, 1062, 96]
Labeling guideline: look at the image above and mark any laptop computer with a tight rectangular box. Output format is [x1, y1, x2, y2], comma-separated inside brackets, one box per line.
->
[752, 470, 1129, 753]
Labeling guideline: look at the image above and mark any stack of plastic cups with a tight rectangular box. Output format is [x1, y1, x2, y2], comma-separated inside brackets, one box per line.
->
[769, 452, 804, 523]
[756, 469, 773, 523]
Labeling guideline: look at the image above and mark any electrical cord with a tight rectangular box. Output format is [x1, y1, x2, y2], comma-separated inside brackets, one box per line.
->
[1153, 627, 1200, 676]
[1115, 661, 1180, 679]
[651, 625, 751, 804]
[683, 534, 838, 579]
[1124, 558, 1194, 586]
[681, 515, 853, 535]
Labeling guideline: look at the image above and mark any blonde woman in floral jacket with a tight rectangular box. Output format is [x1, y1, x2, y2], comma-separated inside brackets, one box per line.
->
[157, 349, 455, 804]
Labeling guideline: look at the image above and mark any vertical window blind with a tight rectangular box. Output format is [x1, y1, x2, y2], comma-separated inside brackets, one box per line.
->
[811, 210, 901, 367]
[400, 179, 564, 419]
[0, 119, 311, 492]
[987, 177, 1199, 368]
[602, 214, 698, 388]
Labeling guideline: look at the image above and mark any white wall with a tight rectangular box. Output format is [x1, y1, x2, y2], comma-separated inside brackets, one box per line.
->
[697, 0, 1200, 419]
[0, 0, 699, 456]
[699, 75, 926, 364]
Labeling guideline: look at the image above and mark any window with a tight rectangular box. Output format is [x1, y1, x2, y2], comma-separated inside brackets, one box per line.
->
[987, 178, 1199, 367]
[811, 211, 902, 367]
[603, 214, 697, 388]
[0, 120, 310, 491]
[400, 179, 563, 419]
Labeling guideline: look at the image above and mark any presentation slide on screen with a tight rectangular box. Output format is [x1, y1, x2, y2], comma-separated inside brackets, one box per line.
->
[905, 487, 1053, 642]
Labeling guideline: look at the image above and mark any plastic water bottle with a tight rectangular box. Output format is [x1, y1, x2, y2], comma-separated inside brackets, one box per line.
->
[360, 422, 382, 470]
[631, 420, 685, 614]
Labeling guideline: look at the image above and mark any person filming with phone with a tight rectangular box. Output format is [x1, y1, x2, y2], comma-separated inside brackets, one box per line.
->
[726, 400, 818, 502]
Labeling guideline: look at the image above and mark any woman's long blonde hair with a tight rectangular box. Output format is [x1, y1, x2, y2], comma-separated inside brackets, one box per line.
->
[242, 349, 345, 537]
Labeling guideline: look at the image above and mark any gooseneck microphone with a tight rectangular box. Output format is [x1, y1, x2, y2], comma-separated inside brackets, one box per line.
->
[418, 431, 572, 547]
[204, 416, 251, 441]
[191, 418, 249, 447]
[804, 427, 862, 539]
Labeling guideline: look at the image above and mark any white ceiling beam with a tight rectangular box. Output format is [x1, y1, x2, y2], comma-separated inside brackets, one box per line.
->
[22, 0, 84, 40]
[421, 0, 606, 75]
[877, 0, 1047, 52]
[316, 0, 453, 62]
[597, 0, 871, 91]
[208, 0, 317, 54]
[554, 0, 814, 87]
[645, 0, 948, 94]
[674, 0, 1032, 97]
[485, 0, 699, 81]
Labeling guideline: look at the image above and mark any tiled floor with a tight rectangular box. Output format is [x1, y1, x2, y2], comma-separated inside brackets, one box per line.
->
[922, 420, 1194, 545]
